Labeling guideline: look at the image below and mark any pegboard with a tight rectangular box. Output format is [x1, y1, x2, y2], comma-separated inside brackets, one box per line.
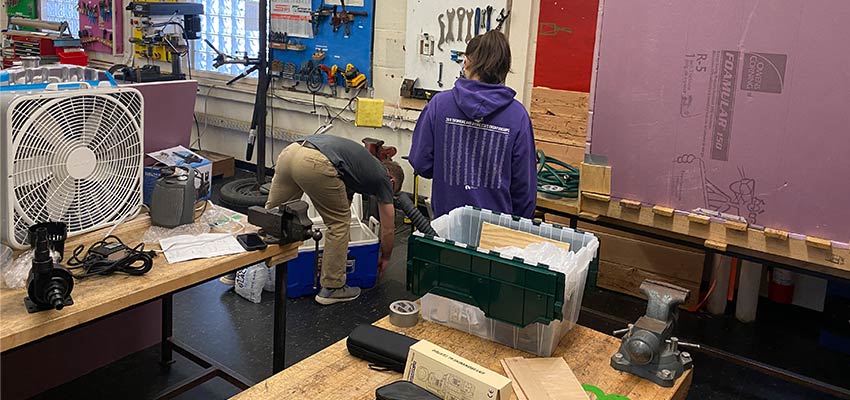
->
[405, 0, 509, 92]
[78, 0, 123, 55]
[269, 0, 375, 93]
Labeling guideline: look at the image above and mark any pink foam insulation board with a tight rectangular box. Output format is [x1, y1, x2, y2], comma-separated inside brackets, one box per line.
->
[589, 0, 850, 242]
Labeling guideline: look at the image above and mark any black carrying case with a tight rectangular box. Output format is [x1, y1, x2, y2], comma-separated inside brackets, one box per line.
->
[346, 324, 418, 372]
[376, 381, 441, 400]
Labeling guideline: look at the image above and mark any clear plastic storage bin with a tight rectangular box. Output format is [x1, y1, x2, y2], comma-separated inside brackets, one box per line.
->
[411, 206, 598, 356]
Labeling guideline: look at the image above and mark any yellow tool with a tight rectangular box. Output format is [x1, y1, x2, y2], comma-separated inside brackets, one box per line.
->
[343, 63, 366, 91]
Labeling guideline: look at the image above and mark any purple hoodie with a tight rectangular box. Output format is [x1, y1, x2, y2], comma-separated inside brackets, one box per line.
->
[410, 78, 536, 218]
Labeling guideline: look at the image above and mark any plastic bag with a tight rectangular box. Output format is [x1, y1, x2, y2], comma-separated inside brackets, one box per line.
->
[494, 242, 576, 275]
[142, 222, 210, 246]
[202, 204, 246, 235]
[264, 265, 276, 292]
[235, 263, 268, 304]
[3, 250, 32, 289]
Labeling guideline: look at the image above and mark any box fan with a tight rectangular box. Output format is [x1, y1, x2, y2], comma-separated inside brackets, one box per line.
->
[1, 83, 144, 249]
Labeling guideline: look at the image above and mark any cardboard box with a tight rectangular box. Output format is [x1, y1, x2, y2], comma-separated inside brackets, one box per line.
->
[589, 0, 850, 241]
[404, 340, 512, 400]
[143, 146, 212, 205]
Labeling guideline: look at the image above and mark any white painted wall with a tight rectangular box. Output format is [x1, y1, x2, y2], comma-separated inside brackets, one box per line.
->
[84, 0, 540, 195]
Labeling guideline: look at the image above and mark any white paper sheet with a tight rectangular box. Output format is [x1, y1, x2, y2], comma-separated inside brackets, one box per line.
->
[160, 234, 246, 264]
[270, 0, 313, 38]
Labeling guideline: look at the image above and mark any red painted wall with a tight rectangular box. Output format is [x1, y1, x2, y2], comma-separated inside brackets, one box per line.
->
[533, 0, 600, 92]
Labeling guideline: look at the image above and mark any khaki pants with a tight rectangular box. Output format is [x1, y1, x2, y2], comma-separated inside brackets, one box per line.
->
[266, 143, 351, 289]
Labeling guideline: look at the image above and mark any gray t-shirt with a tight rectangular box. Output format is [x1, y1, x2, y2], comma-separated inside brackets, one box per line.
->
[301, 135, 395, 204]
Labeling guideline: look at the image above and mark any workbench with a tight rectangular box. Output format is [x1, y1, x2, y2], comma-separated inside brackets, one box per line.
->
[231, 317, 692, 400]
[0, 215, 300, 398]
[536, 194, 850, 280]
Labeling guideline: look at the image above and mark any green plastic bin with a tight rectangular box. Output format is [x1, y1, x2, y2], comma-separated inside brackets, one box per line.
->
[407, 206, 599, 328]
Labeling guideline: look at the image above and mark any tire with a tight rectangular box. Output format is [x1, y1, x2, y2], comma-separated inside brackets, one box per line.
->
[219, 178, 268, 208]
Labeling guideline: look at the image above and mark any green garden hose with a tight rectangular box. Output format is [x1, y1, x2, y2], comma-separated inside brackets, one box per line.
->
[536, 149, 580, 198]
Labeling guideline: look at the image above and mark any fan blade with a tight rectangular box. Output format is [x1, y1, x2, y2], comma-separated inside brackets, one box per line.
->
[12, 156, 58, 187]
[45, 170, 74, 222]
[30, 109, 74, 151]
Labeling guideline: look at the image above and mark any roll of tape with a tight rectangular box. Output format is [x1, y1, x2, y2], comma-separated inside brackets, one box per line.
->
[389, 300, 420, 328]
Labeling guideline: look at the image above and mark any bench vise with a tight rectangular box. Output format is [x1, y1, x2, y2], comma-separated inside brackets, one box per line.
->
[611, 280, 693, 387]
[248, 200, 320, 245]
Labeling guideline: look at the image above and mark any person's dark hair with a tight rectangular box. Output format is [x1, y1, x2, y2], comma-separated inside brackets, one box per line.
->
[465, 30, 511, 84]
[383, 160, 404, 193]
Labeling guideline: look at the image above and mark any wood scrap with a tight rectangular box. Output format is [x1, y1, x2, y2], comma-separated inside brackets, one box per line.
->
[501, 357, 588, 400]
[478, 222, 570, 253]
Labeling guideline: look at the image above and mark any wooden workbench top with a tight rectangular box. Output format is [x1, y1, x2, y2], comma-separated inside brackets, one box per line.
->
[233, 317, 691, 400]
[0, 216, 299, 352]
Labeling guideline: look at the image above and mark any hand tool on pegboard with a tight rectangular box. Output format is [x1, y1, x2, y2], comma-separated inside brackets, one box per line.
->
[465, 8, 474, 42]
[496, 8, 510, 31]
[438, 13, 446, 51]
[456, 8, 466, 42]
[446, 9, 456, 42]
[319, 64, 339, 96]
[474, 8, 481, 36]
[485, 6, 494, 31]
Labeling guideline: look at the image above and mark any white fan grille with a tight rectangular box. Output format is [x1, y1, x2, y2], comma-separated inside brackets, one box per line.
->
[7, 89, 143, 246]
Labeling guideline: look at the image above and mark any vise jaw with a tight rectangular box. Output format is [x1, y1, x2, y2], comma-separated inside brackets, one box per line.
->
[611, 280, 692, 387]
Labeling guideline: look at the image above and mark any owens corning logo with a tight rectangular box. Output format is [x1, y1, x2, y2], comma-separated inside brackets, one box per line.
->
[741, 52, 787, 94]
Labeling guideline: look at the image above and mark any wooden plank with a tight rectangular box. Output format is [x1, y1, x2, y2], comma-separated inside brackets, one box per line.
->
[478, 222, 570, 252]
[704, 240, 728, 252]
[500, 358, 529, 400]
[581, 228, 704, 283]
[231, 317, 692, 400]
[579, 162, 612, 196]
[502, 357, 588, 400]
[652, 206, 675, 217]
[577, 199, 850, 278]
[806, 236, 833, 250]
[531, 87, 590, 110]
[533, 122, 587, 147]
[194, 149, 235, 178]
[0, 215, 300, 352]
[537, 197, 581, 217]
[687, 213, 711, 225]
[535, 140, 585, 167]
[597, 260, 700, 309]
[582, 192, 611, 202]
[724, 220, 749, 232]
[764, 228, 789, 241]
[620, 199, 642, 209]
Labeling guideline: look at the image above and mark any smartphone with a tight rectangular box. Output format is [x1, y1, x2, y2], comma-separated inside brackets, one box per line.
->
[237, 233, 268, 251]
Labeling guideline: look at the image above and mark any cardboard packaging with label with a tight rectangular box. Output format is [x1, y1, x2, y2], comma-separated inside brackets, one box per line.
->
[403, 340, 512, 400]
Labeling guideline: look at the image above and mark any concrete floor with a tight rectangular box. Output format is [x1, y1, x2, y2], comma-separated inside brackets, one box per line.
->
[30, 170, 849, 400]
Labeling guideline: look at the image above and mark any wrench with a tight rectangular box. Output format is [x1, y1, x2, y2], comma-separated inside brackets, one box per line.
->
[446, 9, 455, 42]
[438, 14, 446, 51]
[456, 8, 466, 42]
[466, 8, 474, 42]
[438, 62, 444, 87]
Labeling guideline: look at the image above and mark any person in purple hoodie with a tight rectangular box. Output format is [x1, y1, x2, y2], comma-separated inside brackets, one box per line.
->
[409, 30, 536, 218]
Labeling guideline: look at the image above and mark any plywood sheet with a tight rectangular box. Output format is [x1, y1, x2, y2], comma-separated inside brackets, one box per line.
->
[589, 0, 850, 242]
[597, 260, 700, 309]
[502, 357, 588, 400]
[479, 222, 570, 252]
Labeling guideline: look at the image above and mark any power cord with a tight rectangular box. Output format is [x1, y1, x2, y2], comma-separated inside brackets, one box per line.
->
[537, 150, 580, 198]
[67, 236, 156, 279]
